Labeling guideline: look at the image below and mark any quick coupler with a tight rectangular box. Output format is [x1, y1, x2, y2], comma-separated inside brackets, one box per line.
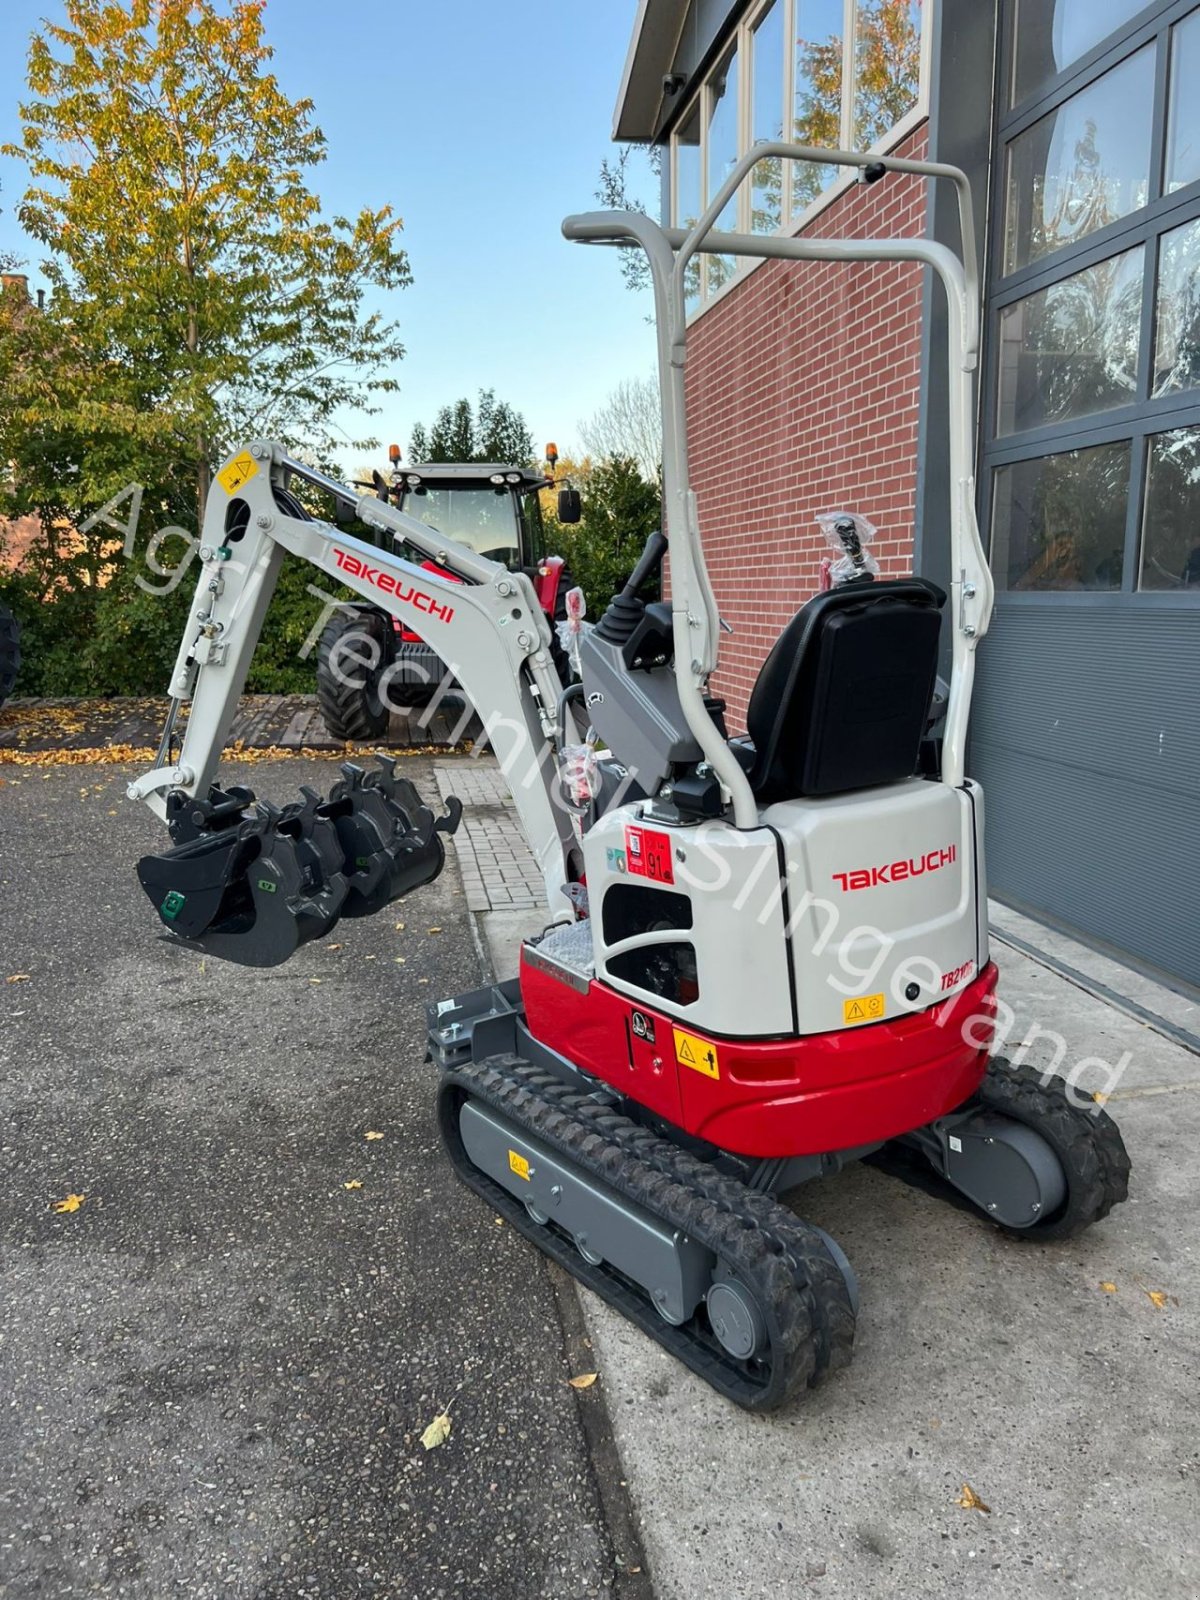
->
[136, 758, 462, 968]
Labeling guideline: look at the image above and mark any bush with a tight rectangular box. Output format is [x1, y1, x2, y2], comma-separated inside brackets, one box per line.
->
[545, 455, 661, 615]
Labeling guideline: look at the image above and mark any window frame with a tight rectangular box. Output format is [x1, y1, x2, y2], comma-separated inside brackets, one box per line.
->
[980, 0, 1200, 604]
[667, 0, 932, 316]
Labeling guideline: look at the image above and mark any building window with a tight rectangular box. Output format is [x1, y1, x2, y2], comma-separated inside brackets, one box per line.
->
[983, 0, 1200, 599]
[667, 0, 929, 312]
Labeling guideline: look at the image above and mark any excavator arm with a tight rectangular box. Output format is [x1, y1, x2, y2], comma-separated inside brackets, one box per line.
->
[128, 440, 578, 964]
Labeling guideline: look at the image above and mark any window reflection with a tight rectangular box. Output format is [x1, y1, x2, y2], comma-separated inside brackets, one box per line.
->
[706, 44, 739, 293]
[1140, 426, 1200, 589]
[792, 0, 844, 211]
[1165, 8, 1200, 194]
[1011, 0, 1150, 106]
[750, 0, 785, 234]
[674, 99, 702, 313]
[1153, 217, 1200, 396]
[992, 442, 1130, 590]
[854, 0, 922, 150]
[1004, 45, 1154, 273]
[996, 246, 1143, 434]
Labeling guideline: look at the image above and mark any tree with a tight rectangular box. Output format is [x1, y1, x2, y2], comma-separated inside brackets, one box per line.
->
[543, 455, 661, 611]
[594, 144, 662, 293]
[410, 388, 534, 465]
[3, 0, 410, 530]
[578, 376, 662, 482]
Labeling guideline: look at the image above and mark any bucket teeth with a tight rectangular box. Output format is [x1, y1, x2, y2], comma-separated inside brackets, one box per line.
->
[137, 767, 464, 965]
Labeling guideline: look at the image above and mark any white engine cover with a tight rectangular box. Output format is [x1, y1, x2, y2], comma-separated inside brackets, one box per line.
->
[583, 778, 986, 1039]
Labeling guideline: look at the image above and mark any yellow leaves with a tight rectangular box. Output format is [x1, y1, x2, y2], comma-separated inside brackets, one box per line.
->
[420, 1410, 452, 1451]
[1100, 1281, 1118, 1294]
[1146, 1290, 1170, 1311]
[426, 926, 442, 935]
[308, 977, 322, 985]
[393, 921, 405, 931]
[343, 1179, 362, 1191]
[6, 973, 30, 983]
[955, 1483, 990, 1514]
[567, 1372, 598, 1390]
[52, 1193, 86, 1214]
[364, 1130, 384, 1141]
[326, 942, 342, 951]
[1093, 1091, 1109, 1105]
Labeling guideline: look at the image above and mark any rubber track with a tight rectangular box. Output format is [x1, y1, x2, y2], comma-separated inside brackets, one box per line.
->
[437, 1054, 856, 1412]
[0, 603, 20, 708]
[315, 607, 391, 741]
[975, 1057, 1131, 1240]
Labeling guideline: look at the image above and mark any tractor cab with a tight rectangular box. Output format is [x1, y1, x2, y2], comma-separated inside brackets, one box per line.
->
[391, 462, 551, 574]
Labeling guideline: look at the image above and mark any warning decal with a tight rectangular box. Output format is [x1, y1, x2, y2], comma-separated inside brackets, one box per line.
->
[507, 1149, 530, 1180]
[217, 450, 259, 495]
[843, 992, 886, 1025]
[673, 1027, 720, 1080]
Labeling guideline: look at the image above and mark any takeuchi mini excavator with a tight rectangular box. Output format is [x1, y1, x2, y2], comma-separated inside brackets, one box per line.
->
[128, 146, 1130, 1410]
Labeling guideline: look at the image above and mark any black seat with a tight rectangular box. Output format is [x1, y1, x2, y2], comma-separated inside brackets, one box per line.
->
[741, 577, 946, 803]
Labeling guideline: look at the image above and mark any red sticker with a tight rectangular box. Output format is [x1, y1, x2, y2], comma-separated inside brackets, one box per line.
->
[625, 826, 674, 885]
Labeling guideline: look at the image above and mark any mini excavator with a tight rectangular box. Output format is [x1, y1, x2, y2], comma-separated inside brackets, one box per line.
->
[128, 148, 1130, 1410]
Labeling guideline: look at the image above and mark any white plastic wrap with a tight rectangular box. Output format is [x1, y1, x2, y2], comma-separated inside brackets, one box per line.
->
[559, 740, 599, 808]
[817, 510, 881, 584]
[555, 584, 591, 677]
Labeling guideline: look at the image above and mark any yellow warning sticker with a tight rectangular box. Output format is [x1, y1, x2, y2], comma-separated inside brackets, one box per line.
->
[673, 1028, 720, 1080]
[216, 450, 259, 495]
[507, 1149, 530, 1181]
[843, 992, 886, 1025]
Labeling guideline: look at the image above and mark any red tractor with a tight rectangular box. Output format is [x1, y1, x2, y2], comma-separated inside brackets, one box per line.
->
[316, 445, 580, 739]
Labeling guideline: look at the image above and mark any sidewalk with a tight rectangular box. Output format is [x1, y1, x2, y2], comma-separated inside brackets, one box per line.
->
[443, 754, 1200, 1600]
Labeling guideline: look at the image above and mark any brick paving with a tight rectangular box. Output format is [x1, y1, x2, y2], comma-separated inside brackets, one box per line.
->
[434, 761, 546, 913]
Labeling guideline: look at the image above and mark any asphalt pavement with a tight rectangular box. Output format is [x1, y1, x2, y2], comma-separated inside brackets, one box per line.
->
[0, 758, 642, 1600]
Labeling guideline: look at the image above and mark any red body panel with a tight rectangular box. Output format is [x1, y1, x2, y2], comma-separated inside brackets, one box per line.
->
[520, 951, 999, 1158]
[534, 554, 565, 617]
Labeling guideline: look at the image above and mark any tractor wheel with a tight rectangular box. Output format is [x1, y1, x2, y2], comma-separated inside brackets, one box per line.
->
[0, 602, 21, 710]
[315, 606, 395, 742]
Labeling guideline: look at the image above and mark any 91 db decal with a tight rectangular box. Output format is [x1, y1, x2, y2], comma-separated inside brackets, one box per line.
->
[624, 825, 674, 885]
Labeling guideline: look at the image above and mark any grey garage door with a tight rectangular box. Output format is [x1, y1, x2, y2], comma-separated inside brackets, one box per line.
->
[972, 0, 1200, 990]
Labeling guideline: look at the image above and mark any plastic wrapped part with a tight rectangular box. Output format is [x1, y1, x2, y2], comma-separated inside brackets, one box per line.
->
[556, 585, 592, 677]
[817, 511, 881, 585]
[559, 741, 599, 810]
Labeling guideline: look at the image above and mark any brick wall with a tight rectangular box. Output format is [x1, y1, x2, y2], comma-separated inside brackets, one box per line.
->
[682, 123, 929, 729]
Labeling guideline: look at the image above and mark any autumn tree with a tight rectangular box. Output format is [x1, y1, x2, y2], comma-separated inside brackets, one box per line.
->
[578, 376, 662, 482]
[409, 388, 534, 465]
[3, 0, 410, 533]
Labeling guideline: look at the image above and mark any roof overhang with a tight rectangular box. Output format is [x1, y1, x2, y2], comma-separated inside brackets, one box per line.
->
[613, 0, 690, 142]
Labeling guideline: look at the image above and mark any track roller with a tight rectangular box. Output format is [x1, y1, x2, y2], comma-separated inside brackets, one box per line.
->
[437, 1054, 857, 1412]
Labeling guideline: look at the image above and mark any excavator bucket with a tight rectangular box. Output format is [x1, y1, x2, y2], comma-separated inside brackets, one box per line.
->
[136, 759, 461, 968]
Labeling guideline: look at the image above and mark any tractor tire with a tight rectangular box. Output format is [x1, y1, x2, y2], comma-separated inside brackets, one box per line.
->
[315, 605, 395, 742]
[0, 602, 21, 710]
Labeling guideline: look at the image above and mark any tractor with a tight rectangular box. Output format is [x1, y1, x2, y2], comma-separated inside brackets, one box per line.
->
[315, 446, 580, 739]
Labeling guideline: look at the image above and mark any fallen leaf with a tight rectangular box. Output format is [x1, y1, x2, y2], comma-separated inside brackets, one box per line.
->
[1100, 1281, 1118, 1294]
[53, 1193, 86, 1214]
[365, 1131, 384, 1141]
[420, 1411, 452, 1450]
[1093, 1091, 1109, 1104]
[427, 926, 442, 935]
[309, 977, 322, 985]
[6, 974, 30, 983]
[343, 1180, 362, 1191]
[955, 1483, 990, 1514]
[326, 943, 343, 951]
[1146, 1290, 1169, 1310]
[394, 921, 406, 931]
[394, 956, 406, 965]
[568, 1372, 598, 1390]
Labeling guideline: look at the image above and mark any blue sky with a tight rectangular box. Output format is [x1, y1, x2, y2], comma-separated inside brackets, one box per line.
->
[0, 0, 658, 468]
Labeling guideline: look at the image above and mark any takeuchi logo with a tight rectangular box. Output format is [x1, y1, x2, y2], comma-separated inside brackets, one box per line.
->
[333, 548, 455, 623]
[832, 844, 956, 892]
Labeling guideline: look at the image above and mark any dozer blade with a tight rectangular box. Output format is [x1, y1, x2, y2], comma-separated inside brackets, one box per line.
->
[137, 791, 349, 968]
[136, 760, 463, 967]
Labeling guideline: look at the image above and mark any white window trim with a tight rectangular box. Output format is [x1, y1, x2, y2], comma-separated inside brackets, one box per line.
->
[669, 0, 933, 323]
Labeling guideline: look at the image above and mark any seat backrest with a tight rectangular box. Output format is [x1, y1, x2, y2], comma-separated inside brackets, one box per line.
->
[745, 577, 946, 802]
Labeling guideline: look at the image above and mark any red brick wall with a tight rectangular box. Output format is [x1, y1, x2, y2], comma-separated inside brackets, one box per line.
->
[683, 123, 929, 730]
